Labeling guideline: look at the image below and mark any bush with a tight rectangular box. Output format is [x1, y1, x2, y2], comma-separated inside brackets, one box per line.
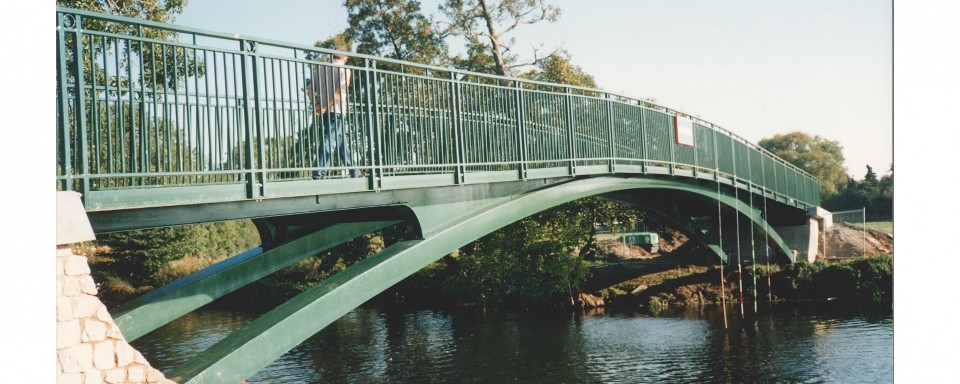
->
[773, 256, 892, 302]
[92, 220, 260, 306]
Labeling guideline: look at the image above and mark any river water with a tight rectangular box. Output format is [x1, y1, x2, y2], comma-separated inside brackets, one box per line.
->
[133, 302, 892, 383]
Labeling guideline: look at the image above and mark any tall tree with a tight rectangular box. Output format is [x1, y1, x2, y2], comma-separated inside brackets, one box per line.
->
[339, 0, 447, 66]
[58, 0, 187, 21]
[822, 164, 893, 220]
[57, 0, 200, 88]
[440, 0, 561, 76]
[758, 132, 848, 199]
[517, 50, 596, 87]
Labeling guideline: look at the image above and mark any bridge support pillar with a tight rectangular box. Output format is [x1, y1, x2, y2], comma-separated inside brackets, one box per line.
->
[56, 192, 176, 384]
[773, 218, 819, 263]
[772, 206, 833, 263]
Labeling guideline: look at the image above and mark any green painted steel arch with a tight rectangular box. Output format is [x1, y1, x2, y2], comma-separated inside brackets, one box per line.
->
[170, 176, 792, 384]
[604, 179, 795, 263]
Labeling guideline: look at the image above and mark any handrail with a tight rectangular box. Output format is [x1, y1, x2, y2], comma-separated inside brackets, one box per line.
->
[56, 7, 820, 211]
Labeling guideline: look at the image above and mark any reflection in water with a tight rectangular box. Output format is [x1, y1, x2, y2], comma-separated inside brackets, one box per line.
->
[132, 302, 892, 383]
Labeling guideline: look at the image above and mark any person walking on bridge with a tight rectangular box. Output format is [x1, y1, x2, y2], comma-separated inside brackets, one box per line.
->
[307, 48, 359, 179]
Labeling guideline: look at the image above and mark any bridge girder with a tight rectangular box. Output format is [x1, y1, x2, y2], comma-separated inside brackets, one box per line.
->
[112, 220, 400, 342]
[167, 176, 799, 383]
[601, 186, 795, 264]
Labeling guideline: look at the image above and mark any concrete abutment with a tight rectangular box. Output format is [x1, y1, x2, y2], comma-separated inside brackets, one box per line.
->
[57, 192, 175, 384]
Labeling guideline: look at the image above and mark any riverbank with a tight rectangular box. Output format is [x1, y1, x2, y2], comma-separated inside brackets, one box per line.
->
[82, 221, 892, 313]
[587, 255, 892, 313]
[582, 224, 893, 311]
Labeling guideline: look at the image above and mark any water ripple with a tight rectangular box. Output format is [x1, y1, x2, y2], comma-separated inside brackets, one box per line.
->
[133, 302, 892, 383]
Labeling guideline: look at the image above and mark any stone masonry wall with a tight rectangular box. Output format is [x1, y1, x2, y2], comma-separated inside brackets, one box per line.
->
[56, 245, 176, 384]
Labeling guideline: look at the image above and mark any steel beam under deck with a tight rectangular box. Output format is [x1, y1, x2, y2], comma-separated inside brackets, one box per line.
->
[602, 189, 794, 264]
[111, 220, 400, 342]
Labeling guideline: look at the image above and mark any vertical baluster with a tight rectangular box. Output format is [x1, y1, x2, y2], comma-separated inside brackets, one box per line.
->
[89, 34, 101, 187]
[564, 87, 575, 176]
[606, 93, 615, 173]
[57, 12, 73, 192]
[161, 43, 172, 181]
[365, 59, 381, 190]
[450, 72, 465, 184]
[70, 15, 91, 200]
[240, 40, 261, 199]
[106, 36, 117, 185]
[514, 81, 526, 180]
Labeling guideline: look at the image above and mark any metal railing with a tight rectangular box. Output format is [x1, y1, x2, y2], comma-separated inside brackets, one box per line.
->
[56, 7, 820, 211]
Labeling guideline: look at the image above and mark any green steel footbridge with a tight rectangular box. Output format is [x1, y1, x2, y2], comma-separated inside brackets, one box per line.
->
[57, 8, 824, 383]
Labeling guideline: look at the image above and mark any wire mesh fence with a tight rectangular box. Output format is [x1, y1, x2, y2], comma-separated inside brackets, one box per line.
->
[825, 208, 867, 259]
[818, 208, 893, 261]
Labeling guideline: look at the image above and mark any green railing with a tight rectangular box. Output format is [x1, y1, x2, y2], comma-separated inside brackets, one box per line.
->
[56, 7, 820, 211]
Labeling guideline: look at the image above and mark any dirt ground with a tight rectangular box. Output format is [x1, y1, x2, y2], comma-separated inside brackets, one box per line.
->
[818, 222, 893, 260]
[596, 228, 691, 260]
[590, 222, 894, 308]
[600, 222, 893, 265]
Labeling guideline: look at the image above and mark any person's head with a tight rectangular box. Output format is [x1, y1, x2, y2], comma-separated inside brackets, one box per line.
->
[333, 46, 349, 63]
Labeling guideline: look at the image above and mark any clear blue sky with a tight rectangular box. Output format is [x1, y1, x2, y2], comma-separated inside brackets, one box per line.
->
[175, 0, 892, 180]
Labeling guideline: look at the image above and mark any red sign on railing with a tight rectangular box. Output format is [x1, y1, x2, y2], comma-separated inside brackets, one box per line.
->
[675, 115, 694, 146]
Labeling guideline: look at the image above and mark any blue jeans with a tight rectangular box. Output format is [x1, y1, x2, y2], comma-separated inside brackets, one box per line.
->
[314, 113, 360, 178]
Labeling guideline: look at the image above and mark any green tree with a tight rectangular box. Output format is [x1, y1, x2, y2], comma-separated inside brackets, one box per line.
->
[341, 0, 447, 66]
[878, 164, 893, 218]
[58, 0, 187, 22]
[96, 221, 260, 287]
[57, 0, 202, 89]
[517, 50, 596, 87]
[419, 197, 642, 307]
[97, 227, 192, 287]
[822, 164, 893, 220]
[440, 0, 562, 76]
[443, 200, 592, 306]
[758, 132, 848, 199]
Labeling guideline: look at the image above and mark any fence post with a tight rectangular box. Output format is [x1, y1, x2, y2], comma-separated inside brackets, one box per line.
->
[711, 128, 719, 182]
[668, 113, 676, 176]
[862, 208, 867, 258]
[364, 59, 382, 191]
[606, 93, 616, 173]
[729, 134, 737, 188]
[57, 12, 74, 193]
[823, 217, 828, 261]
[639, 106, 647, 174]
[240, 40, 263, 200]
[692, 123, 699, 179]
[565, 87, 576, 176]
[69, 14, 91, 205]
[450, 72, 465, 184]
[514, 81, 527, 180]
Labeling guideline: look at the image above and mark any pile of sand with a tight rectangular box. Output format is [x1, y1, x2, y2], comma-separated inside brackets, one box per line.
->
[818, 222, 893, 260]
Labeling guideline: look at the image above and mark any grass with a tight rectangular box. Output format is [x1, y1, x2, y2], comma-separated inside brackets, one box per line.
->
[865, 221, 893, 233]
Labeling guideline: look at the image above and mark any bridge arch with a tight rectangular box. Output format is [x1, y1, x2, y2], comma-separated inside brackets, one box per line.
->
[169, 176, 791, 383]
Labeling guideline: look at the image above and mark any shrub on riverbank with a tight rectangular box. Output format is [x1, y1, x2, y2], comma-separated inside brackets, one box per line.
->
[775, 255, 892, 302]
[86, 220, 260, 307]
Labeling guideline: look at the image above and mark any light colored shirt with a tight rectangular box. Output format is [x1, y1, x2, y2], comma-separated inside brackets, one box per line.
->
[308, 61, 351, 115]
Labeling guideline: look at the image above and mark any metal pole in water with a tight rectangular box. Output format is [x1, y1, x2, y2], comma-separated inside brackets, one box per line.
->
[763, 191, 772, 303]
[716, 169, 728, 329]
[734, 184, 744, 319]
[750, 193, 757, 314]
